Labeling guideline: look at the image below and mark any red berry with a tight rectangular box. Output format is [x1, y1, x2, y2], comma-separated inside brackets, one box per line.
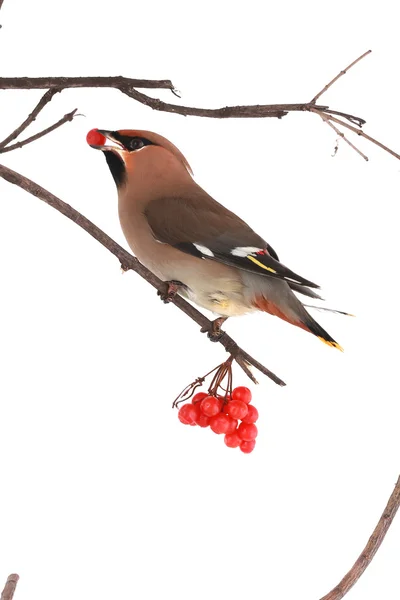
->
[209, 413, 232, 434]
[200, 396, 222, 417]
[241, 404, 259, 424]
[226, 400, 248, 420]
[232, 386, 252, 404]
[237, 422, 258, 441]
[191, 403, 202, 424]
[178, 403, 198, 425]
[225, 417, 238, 434]
[224, 432, 242, 448]
[192, 392, 208, 405]
[86, 129, 106, 147]
[194, 412, 210, 428]
[240, 440, 256, 453]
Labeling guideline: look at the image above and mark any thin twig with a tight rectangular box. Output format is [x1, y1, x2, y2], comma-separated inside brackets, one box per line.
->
[0, 163, 285, 387]
[319, 112, 369, 161]
[0, 88, 61, 149]
[1, 575, 19, 600]
[315, 111, 400, 161]
[235, 357, 258, 384]
[321, 108, 365, 128]
[0, 108, 78, 153]
[310, 50, 372, 104]
[319, 475, 400, 600]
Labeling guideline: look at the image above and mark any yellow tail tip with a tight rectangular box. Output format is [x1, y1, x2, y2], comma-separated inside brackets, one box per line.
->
[318, 337, 344, 352]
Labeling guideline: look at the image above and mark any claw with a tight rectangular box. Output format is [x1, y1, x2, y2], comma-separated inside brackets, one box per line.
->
[201, 317, 228, 342]
[158, 280, 186, 303]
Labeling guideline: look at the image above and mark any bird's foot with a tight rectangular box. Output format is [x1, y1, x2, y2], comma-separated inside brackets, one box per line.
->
[201, 317, 228, 342]
[158, 280, 185, 303]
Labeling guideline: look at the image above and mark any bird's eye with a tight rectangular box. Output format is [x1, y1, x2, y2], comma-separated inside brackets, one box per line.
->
[128, 138, 145, 151]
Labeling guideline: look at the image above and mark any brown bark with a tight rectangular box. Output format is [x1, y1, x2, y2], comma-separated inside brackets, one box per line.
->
[1, 575, 19, 600]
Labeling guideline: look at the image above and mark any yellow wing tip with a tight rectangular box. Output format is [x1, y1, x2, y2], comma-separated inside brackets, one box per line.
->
[247, 255, 277, 273]
[318, 337, 344, 352]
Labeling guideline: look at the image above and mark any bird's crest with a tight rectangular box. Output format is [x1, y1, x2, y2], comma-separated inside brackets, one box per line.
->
[117, 129, 193, 176]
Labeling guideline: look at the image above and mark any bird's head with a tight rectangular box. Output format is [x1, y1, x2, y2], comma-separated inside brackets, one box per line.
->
[87, 129, 193, 189]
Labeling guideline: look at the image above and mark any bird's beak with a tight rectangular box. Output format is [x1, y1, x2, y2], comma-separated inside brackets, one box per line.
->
[89, 130, 125, 153]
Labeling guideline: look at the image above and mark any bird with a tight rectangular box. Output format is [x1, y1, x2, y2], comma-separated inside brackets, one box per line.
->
[87, 128, 344, 350]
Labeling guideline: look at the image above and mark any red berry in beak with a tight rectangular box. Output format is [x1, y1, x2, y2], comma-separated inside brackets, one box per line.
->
[86, 128, 106, 147]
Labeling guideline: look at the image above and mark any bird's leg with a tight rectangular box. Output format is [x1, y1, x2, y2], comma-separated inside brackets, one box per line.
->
[158, 280, 186, 303]
[201, 317, 228, 342]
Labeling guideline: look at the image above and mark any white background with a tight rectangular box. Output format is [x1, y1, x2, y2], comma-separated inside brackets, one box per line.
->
[0, 0, 399, 598]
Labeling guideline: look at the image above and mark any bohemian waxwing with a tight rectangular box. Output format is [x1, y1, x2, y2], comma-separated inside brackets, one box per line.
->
[88, 128, 343, 350]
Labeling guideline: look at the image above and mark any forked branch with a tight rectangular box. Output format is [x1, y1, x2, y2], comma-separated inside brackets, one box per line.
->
[313, 110, 400, 161]
[0, 108, 78, 153]
[0, 51, 399, 162]
[0, 88, 62, 149]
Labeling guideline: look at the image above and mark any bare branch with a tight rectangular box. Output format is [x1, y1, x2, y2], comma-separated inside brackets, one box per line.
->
[0, 76, 325, 118]
[0, 76, 327, 119]
[318, 112, 369, 161]
[1, 60, 398, 162]
[1, 575, 19, 600]
[319, 475, 400, 600]
[0, 76, 175, 92]
[0, 88, 62, 149]
[310, 50, 372, 104]
[114, 86, 305, 118]
[0, 163, 286, 387]
[0, 0, 5, 12]
[0, 108, 78, 153]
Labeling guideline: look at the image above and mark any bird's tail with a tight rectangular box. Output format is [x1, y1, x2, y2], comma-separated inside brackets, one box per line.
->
[251, 286, 344, 351]
[299, 311, 344, 351]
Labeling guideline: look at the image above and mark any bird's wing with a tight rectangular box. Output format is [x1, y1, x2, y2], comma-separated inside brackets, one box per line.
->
[145, 193, 320, 289]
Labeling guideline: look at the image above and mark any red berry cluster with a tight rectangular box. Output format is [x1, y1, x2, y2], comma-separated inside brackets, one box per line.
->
[178, 386, 258, 453]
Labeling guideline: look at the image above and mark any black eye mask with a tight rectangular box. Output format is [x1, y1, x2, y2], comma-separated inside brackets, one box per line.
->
[111, 133, 155, 152]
